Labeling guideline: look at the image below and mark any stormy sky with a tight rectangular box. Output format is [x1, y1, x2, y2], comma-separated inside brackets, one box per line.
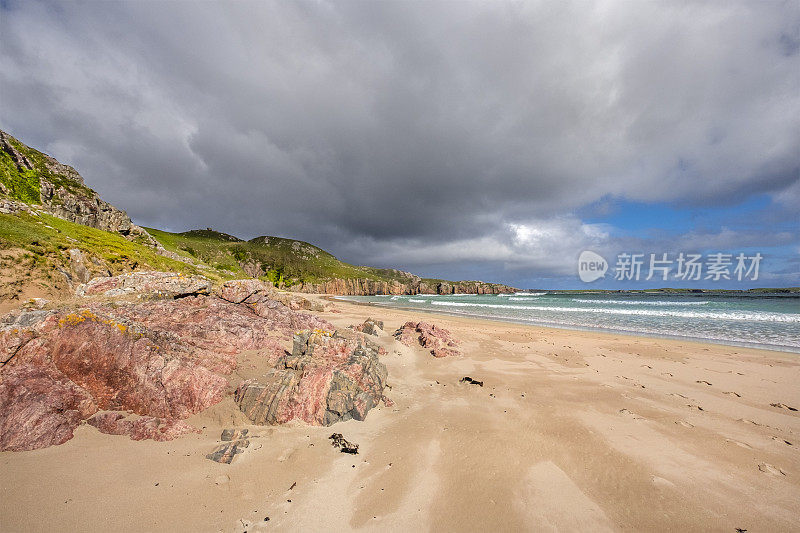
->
[1, 0, 798, 288]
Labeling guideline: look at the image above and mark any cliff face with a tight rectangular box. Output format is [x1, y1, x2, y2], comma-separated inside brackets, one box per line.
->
[290, 276, 516, 295]
[0, 130, 150, 239]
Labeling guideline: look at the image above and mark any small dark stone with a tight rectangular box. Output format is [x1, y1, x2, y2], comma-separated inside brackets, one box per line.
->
[329, 433, 359, 454]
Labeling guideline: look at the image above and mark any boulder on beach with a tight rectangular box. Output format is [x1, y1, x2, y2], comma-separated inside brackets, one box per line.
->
[350, 317, 384, 336]
[394, 321, 460, 357]
[235, 329, 388, 426]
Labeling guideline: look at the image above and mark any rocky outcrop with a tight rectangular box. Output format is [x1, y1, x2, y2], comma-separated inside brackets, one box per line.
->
[217, 278, 323, 311]
[395, 321, 460, 358]
[0, 130, 160, 250]
[291, 277, 415, 296]
[350, 318, 384, 336]
[291, 276, 516, 296]
[76, 271, 212, 298]
[235, 329, 388, 426]
[0, 282, 335, 451]
[0, 363, 97, 451]
[417, 280, 517, 295]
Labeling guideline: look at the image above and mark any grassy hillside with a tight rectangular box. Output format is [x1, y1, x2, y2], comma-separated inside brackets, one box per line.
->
[0, 210, 226, 305]
[144, 227, 415, 286]
[0, 133, 94, 204]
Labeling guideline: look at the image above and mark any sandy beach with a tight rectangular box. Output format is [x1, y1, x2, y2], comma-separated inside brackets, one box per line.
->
[1, 295, 799, 532]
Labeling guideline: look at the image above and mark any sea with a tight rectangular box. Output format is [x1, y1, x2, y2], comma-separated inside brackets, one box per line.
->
[337, 292, 800, 352]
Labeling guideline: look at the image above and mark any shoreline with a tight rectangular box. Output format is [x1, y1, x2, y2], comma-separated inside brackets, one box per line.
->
[331, 295, 800, 354]
[2, 292, 799, 531]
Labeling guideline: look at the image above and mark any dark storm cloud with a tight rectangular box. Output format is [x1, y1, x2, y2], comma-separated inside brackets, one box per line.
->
[0, 0, 798, 283]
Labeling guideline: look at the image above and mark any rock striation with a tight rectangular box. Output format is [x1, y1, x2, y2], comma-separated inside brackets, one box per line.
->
[235, 329, 388, 426]
[76, 271, 212, 298]
[0, 279, 335, 451]
[88, 412, 200, 442]
[395, 321, 460, 358]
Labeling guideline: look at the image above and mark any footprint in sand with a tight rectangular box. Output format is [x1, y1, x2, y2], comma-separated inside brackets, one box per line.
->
[661, 372, 673, 377]
[770, 403, 798, 412]
[619, 408, 644, 420]
[758, 463, 786, 476]
[668, 393, 689, 399]
[725, 438, 752, 449]
[723, 391, 741, 397]
[696, 380, 712, 386]
[770, 436, 793, 446]
[675, 420, 694, 428]
[738, 418, 776, 430]
[687, 404, 704, 411]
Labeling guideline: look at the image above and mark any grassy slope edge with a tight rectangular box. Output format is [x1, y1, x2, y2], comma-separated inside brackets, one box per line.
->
[144, 227, 423, 287]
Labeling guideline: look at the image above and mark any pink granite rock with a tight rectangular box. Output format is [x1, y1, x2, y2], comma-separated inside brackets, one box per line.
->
[87, 412, 200, 442]
[0, 364, 97, 451]
[235, 329, 388, 426]
[0, 285, 340, 452]
[394, 321, 460, 357]
[76, 271, 211, 298]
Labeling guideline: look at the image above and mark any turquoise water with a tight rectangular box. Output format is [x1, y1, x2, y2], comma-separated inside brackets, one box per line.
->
[338, 292, 800, 352]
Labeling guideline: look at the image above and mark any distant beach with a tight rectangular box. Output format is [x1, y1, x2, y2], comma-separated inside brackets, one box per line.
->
[339, 292, 800, 352]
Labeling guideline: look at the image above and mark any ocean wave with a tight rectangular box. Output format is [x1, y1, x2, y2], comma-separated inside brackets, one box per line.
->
[428, 300, 799, 323]
[572, 298, 709, 306]
[508, 296, 546, 301]
[408, 298, 426, 303]
[514, 292, 546, 296]
[425, 309, 799, 350]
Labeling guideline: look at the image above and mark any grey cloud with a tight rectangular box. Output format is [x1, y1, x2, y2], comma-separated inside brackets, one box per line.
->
[0, 0, 798, 284]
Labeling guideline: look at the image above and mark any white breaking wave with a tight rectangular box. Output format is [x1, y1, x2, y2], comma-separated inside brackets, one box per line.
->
[509, 296, 546, 301]
[408, 298, 427, 303]
[428, 300, 799, 323]
[572, 298, 710, 306]
[515, 292, 546, 296]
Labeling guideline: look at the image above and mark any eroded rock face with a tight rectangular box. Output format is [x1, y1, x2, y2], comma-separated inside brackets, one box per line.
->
[235, 329, 388, 426]
[0, 285, 335, 451]
[1, 129, 136, 236]
[0, 364, 97, 452]
[291, 276, 517, 296]
[87, 412, 200, 442]
[394, 321, 460, 358]
[216, 279, 323, 312]
[76, 271, 212, 298]
[350, 318, 384, 336]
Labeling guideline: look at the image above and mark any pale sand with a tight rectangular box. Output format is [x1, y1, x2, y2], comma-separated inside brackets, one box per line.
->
[2, 295, 799, 532]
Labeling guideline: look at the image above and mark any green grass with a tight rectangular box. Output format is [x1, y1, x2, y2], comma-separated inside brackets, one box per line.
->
[0, 148, 40, 204]
[0, 211, 224, 281]
[144, 227, 418, 287]
[1, 133, 96, 205]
